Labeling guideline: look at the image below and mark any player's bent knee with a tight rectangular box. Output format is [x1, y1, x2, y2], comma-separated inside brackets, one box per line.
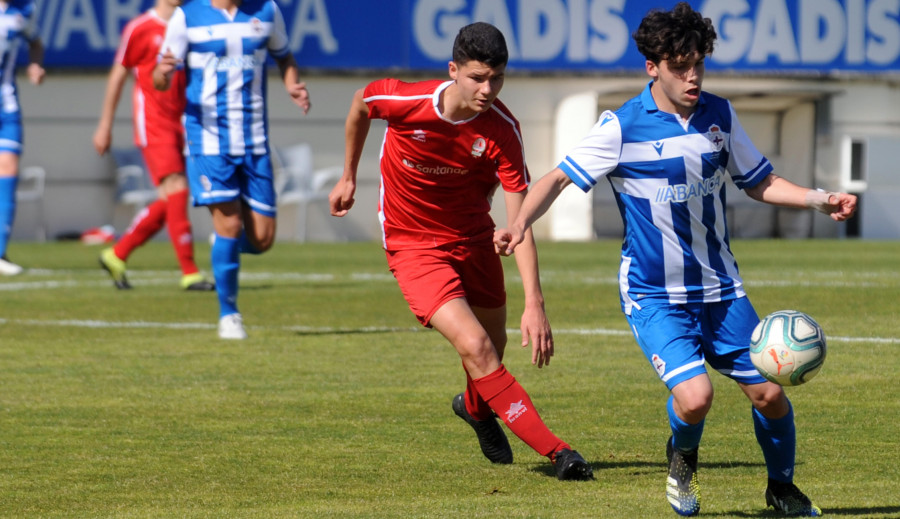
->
[745, 382, 787, 413]
[456, 336, 499, 371]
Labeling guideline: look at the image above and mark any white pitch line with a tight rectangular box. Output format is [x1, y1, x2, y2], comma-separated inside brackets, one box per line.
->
[1, 318, 897, 344]
[0, 270, 395, 291]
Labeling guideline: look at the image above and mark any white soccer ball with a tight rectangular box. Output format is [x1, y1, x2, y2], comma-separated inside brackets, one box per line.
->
[749, 310, 827, 386]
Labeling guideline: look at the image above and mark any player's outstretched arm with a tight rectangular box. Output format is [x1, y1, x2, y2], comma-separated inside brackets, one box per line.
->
[504, 189, 554, 368]
[495, 167, 573, 256]
[26, 37, 45, 85]
[329, 88, 370, 217]
[92, 63, 129, 156]
[275, 53, 310, 115]
[744, 173, 858, 221]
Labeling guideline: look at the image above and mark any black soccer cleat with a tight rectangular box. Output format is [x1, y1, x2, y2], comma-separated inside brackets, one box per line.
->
[765, 479, 823, 516]
[452, 392, 513, 464]
[552, 448, 594, 481]
[666, 436, 701, 516]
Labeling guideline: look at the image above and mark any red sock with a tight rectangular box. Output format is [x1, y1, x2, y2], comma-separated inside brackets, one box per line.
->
[463, 366, 493, 420]
[165, 189, 198, 275]
[473, 365, 570, 458]
[114, 199, 167, 261]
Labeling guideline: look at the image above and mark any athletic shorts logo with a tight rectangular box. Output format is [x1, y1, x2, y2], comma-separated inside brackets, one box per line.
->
[505, 400, 528, 423]
[200, 175, 212, 192]
[652, 353, 666, 377]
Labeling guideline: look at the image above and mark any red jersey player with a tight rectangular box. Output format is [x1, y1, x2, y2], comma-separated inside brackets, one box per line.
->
[92, 0, 213, 291]
[328, 22, 593, 480]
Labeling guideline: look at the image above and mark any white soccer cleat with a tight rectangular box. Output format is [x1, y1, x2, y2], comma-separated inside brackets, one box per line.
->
[218, 313, 248, 340]
[0, 256, 23, 276]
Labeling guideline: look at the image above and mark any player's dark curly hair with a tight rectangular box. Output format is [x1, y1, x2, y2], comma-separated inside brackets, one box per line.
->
[452, 22, 508, 67]
[632, 2, 716, 64]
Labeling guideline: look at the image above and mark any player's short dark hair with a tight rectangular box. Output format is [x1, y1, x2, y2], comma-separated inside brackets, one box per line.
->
[632, 2, 716, 64]
[452, 22, 508, 68]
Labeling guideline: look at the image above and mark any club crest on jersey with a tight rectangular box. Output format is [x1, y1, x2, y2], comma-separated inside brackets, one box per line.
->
[412, 129, 426, 142]
[251, 18, 264, 35]
[707, 124, 725, 152]
[470, 137, 487, 158]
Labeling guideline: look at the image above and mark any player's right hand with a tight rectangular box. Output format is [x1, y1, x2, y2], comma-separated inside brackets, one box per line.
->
[92, 128, 111, 156]
[493, 227, 524, 256]
[328, 176, 356, 217]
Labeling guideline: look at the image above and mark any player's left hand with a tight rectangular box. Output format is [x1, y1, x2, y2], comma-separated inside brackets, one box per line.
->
[521, 302, 553, 368]
[826, 192, 858, 221]
[288, 82, 311, 114]
[495, 223, 527, 256]
[27, 63, 45, 85]
[807, 190, 858, 221]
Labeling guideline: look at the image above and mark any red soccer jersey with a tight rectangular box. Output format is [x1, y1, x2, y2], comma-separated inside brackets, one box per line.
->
[115, 9, 186, 148]
[365, 78, 530, 251]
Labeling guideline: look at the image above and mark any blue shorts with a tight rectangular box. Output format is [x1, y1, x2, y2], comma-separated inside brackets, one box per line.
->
[0, 111, 23, 154]
[186, 153, 276, 217]
[625, 297, 767, 390]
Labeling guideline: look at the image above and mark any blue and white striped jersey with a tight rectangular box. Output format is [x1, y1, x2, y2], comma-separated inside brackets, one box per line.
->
[0, 0, 37, 116]
[559, 82, 772, 315]
[161, 0, 291, 156]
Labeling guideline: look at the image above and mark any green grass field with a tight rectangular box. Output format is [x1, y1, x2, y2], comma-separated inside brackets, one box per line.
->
[1, 239, 898, 518]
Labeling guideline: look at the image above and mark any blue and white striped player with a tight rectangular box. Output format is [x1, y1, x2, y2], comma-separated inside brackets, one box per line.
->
[496, 3, 856, 517]
[0, 0, 45, 276]
[153, 0, 311, 339]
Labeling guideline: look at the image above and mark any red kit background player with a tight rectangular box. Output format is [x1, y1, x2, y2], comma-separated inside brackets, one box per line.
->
[93, 0, 213, 291]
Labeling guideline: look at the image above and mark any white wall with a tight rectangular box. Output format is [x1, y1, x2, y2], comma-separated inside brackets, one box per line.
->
[13, 72, 900, 243]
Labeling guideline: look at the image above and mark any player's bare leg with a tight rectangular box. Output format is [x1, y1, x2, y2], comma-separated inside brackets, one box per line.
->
[433, 299, 592, 479]
[241, 202, 276, 253]
[439, 301, 512, 463]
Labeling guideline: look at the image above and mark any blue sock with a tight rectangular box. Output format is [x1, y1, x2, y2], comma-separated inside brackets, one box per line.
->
[211, 234, 240, 318]
[0, 176, 18, 258]
[753, 401, 796, 483]
[238, 230, 262, 255]
[668, 395, 704, 451]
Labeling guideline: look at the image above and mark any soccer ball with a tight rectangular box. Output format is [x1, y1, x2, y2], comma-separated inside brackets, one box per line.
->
[749, 310, 827, 386]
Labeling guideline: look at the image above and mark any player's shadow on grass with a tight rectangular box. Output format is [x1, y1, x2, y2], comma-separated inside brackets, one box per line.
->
[531, 458, 660, 479]
[712, 505, 900, 517]
[531, 457, 770, 479]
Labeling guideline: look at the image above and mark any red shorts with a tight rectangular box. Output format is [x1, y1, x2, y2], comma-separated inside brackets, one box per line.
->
[386, 241, 506, 327]
[142, 143, 186, 186]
